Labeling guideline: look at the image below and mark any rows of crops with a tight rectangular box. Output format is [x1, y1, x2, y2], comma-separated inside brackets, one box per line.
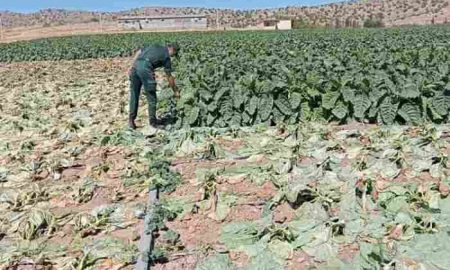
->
[1, 60, 449, 270]
[1, 26, 450, 269]
[1, 27, 450, 127]
[159, 123, 450, 270]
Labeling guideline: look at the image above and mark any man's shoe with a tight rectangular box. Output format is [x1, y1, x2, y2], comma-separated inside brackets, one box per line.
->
[128, 120, 137, 130]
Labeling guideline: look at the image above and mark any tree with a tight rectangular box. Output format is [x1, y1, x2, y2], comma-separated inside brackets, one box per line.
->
[363, 18, 384, 28]
[292, 18, 312, 29]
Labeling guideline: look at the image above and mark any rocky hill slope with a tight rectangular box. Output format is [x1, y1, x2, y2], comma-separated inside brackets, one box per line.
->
[1, 0, 449, 29]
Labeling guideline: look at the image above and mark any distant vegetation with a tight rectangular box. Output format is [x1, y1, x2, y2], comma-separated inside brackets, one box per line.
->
[292, 19, 316, 29]
[363, 19, 385, 28]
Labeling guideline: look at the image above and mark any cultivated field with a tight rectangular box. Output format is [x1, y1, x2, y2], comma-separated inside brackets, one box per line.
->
[0, 28, 449, 270]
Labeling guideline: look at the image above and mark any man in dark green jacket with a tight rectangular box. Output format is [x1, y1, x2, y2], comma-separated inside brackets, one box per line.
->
[128, 43, 180, 132]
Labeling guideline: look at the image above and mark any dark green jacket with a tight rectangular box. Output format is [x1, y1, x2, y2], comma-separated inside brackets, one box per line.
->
[134, 44, 173, 75]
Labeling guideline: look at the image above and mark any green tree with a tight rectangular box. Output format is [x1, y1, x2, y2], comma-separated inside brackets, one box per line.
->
[363, 19, 384, 28]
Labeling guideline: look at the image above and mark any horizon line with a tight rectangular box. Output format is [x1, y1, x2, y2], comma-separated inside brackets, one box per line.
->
[0, 1, 350, 14]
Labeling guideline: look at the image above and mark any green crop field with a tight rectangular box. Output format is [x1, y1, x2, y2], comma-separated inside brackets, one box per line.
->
[1, 27, 449, 127]
[0, 27, 449, 270]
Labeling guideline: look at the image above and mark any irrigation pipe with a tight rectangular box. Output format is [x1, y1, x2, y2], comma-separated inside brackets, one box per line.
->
[135, 187, 159, 270]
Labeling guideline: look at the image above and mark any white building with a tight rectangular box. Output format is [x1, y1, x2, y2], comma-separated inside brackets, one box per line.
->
[259, 19, 293, 30]
[277, 20, 292, 30]
[118, 15, 208, 30]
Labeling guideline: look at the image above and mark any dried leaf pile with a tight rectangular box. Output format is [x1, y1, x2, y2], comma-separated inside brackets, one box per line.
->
[0, 57, 449, 270]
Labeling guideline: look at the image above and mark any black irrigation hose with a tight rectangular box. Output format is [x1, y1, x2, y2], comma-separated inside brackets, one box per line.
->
[135, 187, 159, 270]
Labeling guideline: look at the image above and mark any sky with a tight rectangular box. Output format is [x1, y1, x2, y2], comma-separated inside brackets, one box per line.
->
[0, 0, 343, 13]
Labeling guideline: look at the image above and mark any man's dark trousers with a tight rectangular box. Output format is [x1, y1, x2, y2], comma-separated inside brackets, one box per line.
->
[129, 59, 157, 126]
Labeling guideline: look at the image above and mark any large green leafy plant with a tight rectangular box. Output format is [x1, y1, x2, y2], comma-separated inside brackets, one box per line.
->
[1, 27, 449, 126]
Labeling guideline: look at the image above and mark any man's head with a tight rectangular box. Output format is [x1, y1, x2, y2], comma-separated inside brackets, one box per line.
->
[167, 43, 179, 57]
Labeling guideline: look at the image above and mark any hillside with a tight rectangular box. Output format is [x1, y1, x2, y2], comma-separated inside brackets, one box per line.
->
[1, 0, 450, 30]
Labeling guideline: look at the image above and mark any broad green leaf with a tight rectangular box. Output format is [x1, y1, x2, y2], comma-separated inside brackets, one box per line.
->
[272, 106, 286, 124]
[343, 219, 364, 243]
[426, 191, 440, 210]
[207, 102, 217, 112]
[306, 86, 321, 98]
[394, 212, 414, 226]
[188, 107, 200, 125]
[274, 96, 293, 115]
[196, 254, 235, 270]
[341, 87, 355, 103]
[289, 202, 329, 234]
[231, 113, 242, 126]
[322, 91, 340, 110]
[268, 240, 293, 260]
[219, 99, 233, 121]
[316, 258, 350, 270]
[352, 94, 371, 119]
[233, 91, 245, 109]
[398, 103, 422, 124]
[362, 215, 388, 239]
[213, 193, 237, 221]
[244, 251, 284, 270]
[430, 163, 443, 178]
[214, 87, 230, 101]
[386, 196, 409, 213]
[220, 222, 259, 250]
[369, 87, 386, 103]
[431, 94, 448, 116]
[247, 96, 259, 116]
[380, 96, 399, 124]
[398, 232, 450, 269]
[399, 82, 421, 99]
[368, 159, 401, 180]
[207, 113, 216, 125]
[290, 92, 302, 110]
[332, 102, 348, 120]
[303, 238, 338, 262]
[368, 105, 378, 118]
[258, 95, 273, 121]
[411, 158, 433, 173]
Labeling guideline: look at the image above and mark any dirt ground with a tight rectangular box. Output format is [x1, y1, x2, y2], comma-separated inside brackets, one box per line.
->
[0, 22, 225, 44]
[1, 58, 449, 270]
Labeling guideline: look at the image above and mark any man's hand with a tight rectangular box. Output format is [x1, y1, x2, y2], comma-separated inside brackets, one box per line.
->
[167, 75, 176, 88]
[167, 74, 180, 100]
[173, 90, 180, 100]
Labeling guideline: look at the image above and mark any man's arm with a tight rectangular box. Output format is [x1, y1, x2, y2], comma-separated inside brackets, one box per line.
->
[132, 49, 141, 62]
[163, 55, 180, 99]
[128, 49, 141, 76]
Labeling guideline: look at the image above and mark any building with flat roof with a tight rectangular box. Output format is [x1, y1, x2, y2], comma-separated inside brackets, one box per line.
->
[118, 15, 208, 30]
[259, 19, 292, 30]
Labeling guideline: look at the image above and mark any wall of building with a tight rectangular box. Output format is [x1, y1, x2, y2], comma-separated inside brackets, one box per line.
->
[119, 20, 140, 29]
[119, 17, 207, 30]
[257, 20, 292, 30]
[277, 20, 292, 30]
